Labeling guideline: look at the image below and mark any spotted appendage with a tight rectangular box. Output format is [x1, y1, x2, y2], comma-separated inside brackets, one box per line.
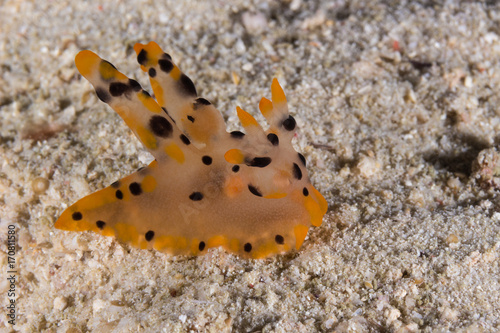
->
[55, 42, 328, 259]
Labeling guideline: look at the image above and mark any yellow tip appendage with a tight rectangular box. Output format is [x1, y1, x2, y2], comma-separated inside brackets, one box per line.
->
[271, 78, 286, 105]
[236, 106, 260, 128]
[259, 97, 273, 119]
[75, 50, 100, 78]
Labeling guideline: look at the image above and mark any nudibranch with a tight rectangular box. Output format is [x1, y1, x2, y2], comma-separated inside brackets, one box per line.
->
[55, 42, 327, 259]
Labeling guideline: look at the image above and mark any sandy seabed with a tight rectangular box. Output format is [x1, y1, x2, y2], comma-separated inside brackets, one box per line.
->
[0, 1, 499, 332]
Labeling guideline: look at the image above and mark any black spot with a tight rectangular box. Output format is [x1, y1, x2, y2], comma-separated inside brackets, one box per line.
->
[95, 88, 111, 103]
[96, 221, 106, 229]
[267, 133, 279, 146]
[148, 68, 157, 77]
[202, 156, 213, 165]
[293, 163, 303, 180]
[298, 153, 306, 166]
[189, 192, 203, 201]
[187, 115, 195, 123]
[282, 115, 296, 131]
[129, 182, 142, 195]
[128, 79, 141, 92]
[158, 59, 173, 73]
[248, 185, 262, 197]
[244, 243, 252, 252]
[303, 187, 309, 196]
[193, 98, 211, 110]
[178, 74, 197, 96]
[116, 190, 123, 199]
[137, 49, 148, 65]
[232, 165, 240, 173]
[72, 212, 82, 221]
[198, 241, 206, 251]
[149, 115, 173, 138]
[145, 230, 155, 241]
[162, 53, 172, 60]
[111, 181, 120, 188]
[247, 157, 271, 168]
[180, 134, 191, 145]
[275, 235, 284, 244]
[230, 131, 245, 138]
[109, 82, 129, 97]
[141, 90, 151, 98]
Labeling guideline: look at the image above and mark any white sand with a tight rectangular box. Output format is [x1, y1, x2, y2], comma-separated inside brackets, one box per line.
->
[0, 0, 499, 332]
